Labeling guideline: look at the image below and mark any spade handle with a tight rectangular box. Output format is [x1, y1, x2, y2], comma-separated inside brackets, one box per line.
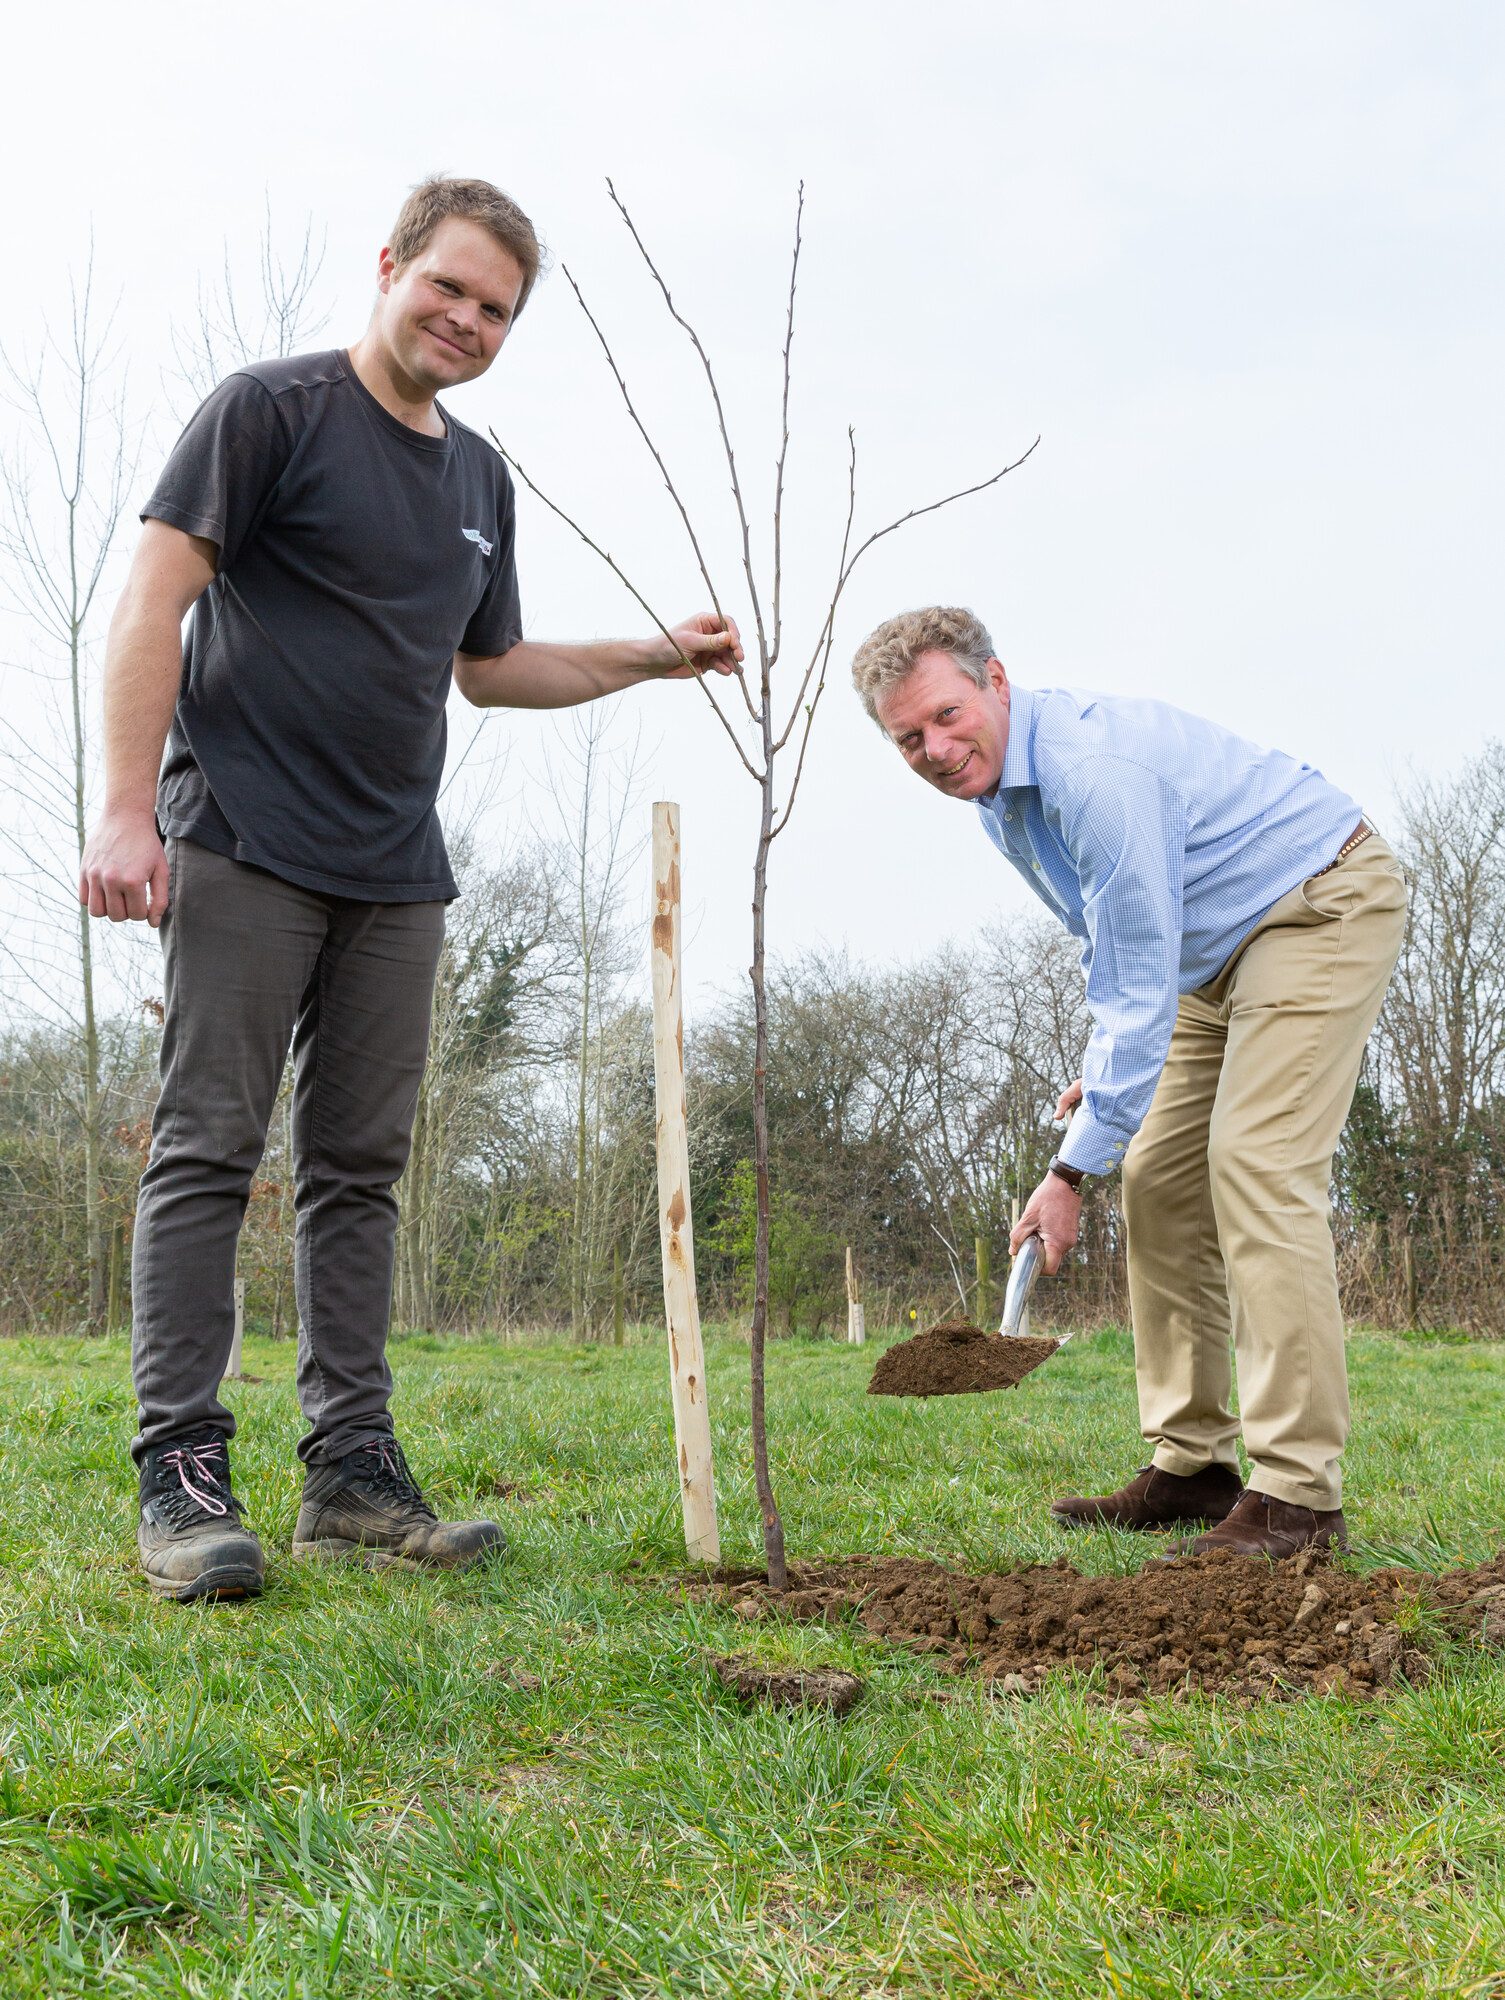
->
[999, 1101, 1077, 1338]
[999, 1232, 1044, 1338]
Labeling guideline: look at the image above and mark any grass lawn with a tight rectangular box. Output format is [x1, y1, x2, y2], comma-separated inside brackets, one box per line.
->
[1, 1322, 1502, 1997]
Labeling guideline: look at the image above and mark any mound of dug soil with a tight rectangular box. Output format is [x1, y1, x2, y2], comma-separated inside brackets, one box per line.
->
[706, 1546, 1505, 1701]
[868, 1321, 1060, 1398]
[711, 1655, 864, 1715]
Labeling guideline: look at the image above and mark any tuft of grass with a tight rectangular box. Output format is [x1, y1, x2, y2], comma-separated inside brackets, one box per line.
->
[0, 1323, 1499, 1995]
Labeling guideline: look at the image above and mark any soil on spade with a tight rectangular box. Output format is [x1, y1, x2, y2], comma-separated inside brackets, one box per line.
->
[703, 1547, 1505, 1701]
[867, 1320, 1060, 1398]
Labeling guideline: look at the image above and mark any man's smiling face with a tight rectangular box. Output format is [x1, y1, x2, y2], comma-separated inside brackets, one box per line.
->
[876, 649, 1012, 800]
[374, 216, 524, 396]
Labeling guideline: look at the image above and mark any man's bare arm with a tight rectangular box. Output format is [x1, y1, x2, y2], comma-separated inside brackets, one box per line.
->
[453, 611, 743, 710]
[79, 520, 218, 926]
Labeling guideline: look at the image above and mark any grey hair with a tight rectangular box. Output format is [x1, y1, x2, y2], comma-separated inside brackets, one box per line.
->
[849, 606, 996, 725]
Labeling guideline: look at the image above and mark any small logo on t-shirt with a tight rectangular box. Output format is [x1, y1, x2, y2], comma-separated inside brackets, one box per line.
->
[462, 528, 494, 557]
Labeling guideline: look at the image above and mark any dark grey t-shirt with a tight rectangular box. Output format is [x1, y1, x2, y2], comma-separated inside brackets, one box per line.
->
[144, 348, 523, 901]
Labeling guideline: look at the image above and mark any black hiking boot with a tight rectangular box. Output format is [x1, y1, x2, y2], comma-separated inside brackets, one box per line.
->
[292, 1438, 505, 1572]
[137, 1428, 265, 1602]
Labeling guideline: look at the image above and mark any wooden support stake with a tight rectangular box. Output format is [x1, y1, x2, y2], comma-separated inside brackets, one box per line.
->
[845, 1245, 865, 1345]
[226, 1277, 245, 1382]
[650, 803, 720, 1563]
[974, 1234, 990, 1326]
[613, 1241, 625, 1348]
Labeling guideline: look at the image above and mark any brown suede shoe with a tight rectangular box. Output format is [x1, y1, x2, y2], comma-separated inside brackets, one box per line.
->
[1050, 1461, 1244, 1531]
[1180, 1489, 1348, 1557]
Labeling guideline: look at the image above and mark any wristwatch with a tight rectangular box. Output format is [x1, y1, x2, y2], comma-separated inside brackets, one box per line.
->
[1048, 1156, 1086, 1193]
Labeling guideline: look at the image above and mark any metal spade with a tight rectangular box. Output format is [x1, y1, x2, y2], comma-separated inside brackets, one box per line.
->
[998, 1230, 1081, 1353]
[999, 1106, 1079, 1349]
[999, 1231, 1045, 1338]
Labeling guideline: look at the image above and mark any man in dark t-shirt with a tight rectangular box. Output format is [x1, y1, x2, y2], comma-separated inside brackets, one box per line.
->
[79, 176, 742, 1603]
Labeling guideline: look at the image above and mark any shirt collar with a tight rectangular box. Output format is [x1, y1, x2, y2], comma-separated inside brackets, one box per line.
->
[997, 684, 1036, 792]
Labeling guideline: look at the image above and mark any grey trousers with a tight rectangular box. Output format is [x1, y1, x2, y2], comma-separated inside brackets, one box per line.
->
[131, 839, 445, 1466]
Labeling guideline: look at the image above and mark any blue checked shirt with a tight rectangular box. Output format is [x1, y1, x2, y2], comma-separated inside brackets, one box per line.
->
[976, 686, 1361, 1177]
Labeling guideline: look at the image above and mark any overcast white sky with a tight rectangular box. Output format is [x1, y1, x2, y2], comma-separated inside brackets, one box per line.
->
[3, 1, 1501, 1009]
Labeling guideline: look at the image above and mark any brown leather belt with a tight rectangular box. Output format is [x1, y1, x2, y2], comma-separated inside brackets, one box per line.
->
[1311, 819, 1373, 879]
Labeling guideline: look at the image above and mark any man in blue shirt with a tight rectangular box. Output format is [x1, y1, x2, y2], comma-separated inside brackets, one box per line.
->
[852, 606, 1407, 1558]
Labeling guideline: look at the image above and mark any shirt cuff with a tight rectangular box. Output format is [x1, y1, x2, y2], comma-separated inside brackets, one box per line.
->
[1057, 1106, 1135, 1177]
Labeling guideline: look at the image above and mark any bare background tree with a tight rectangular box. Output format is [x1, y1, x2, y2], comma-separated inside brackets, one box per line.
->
[545, 709, 650, 1340]
[0, 212, 329, 1334]
[0, 256, 143, 1325]
[1334, 742, 1505, 1330]
[4, 758, 1505, 1346]
[394, 831, 561, 1331]
[166, 204, 329, 418]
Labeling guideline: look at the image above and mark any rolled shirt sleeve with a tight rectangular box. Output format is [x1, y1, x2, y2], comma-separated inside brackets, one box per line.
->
[1049, 755, 1189, 1176]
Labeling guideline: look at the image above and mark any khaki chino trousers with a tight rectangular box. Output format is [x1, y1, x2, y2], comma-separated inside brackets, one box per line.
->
[1120, 833, 1407, 1511]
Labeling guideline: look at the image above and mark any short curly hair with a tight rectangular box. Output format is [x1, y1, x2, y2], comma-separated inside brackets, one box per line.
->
[388, 175, 546, 319]
[850, 606, 996, 725]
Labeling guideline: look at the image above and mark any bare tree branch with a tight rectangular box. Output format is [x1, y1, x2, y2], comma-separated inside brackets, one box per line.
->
[772, 427, 858, 759]
[606, 179, 774, 684]
[489, 431, 767, 786]
[769, 436, 1042, 811]
[769, 185, 803, 676]
[839, 439, 1042, 606]
[559, 267, 727, 627]
[559, 261, 761, 728]
[768, 439, 858, 837]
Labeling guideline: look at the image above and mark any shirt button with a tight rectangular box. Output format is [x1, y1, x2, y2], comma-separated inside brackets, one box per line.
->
[1003, 812, 1013, 822]
[1032, 861, 1042, 870]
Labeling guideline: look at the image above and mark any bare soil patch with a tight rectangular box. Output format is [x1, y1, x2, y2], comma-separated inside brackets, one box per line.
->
[483, 1661, 543, 1694]
[705, 1546, 1505, 1701]
[711, 1654, 864, 1715]
[488, 1478, 538, 1501]
[867, 1321, 1060, 1398]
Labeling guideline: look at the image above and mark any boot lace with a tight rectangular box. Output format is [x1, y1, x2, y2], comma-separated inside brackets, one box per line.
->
[154, 1440, 236, 1530]
[352, 1441, 436, 1522]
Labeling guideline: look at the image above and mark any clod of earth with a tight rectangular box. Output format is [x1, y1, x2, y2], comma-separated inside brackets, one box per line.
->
[482, 1662, 543, 1694]
[700, 1547, 1505, 1702]
[867, 1321, 1060, 1398]
[711, 1655, 864, 1715]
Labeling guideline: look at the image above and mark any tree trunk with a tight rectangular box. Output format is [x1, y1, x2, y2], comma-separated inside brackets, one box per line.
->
[78, 899, 104, 1327]
[273, 1095, 292, 1339]
[70, 606, 104, 1330]
[571, 955, 592, 1339]
[748, 781, 788, 1591]
[107, 1220, 124, 1332]
[403, 1080, 433, 1329]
